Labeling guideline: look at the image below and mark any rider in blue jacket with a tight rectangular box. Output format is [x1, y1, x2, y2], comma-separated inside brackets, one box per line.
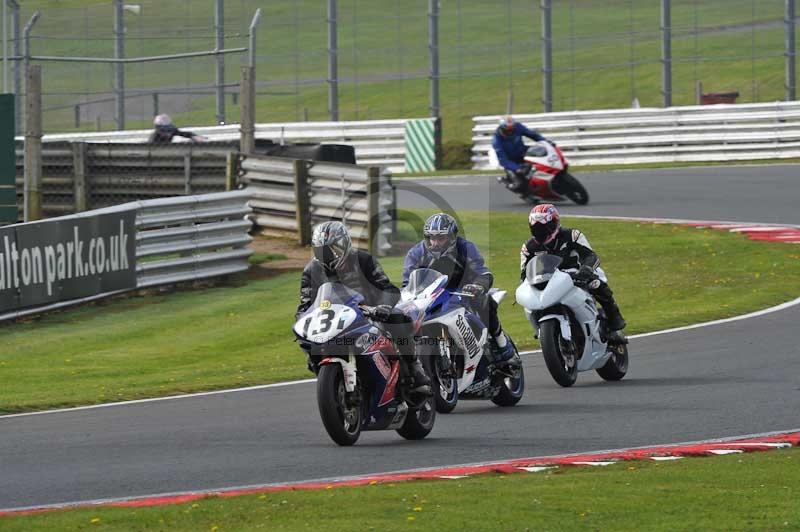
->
[492, 115, 550, 191]
[403, 213, 519, 366]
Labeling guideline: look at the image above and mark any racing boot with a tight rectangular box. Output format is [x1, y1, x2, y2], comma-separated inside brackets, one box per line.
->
[593, 283, 628, 345]
[490, 333, 521, 368]
[402, 355, 431, 392]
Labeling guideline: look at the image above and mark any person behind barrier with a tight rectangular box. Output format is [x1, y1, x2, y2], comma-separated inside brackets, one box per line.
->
[148, 114, 207, 144]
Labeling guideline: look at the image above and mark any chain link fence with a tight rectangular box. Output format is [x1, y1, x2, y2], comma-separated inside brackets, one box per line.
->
[5, 0, 796, 147]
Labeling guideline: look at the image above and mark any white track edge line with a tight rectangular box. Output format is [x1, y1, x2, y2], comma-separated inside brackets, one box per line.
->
[1, 426, 797, 515]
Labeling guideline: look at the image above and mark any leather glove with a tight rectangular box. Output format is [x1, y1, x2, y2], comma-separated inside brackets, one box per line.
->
[575, 265, 596, 281]
[462, 283, 486, 298]
[514, 164, 531, 178]
[372, 304, 393, 322]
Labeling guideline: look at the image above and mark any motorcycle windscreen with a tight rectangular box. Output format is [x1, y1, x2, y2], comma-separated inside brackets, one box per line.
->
[526, 145, 548, 157]
[311, 282, 364, 310]
[525, 254, 563, 285]
[402, 268, 448, 300]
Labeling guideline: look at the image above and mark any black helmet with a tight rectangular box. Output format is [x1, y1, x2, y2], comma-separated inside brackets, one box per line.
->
[311, 221, 352, 271]
[422, 213, 458, 259]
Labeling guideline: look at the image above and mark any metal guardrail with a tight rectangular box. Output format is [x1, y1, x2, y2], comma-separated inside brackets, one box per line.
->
[15, 118, 440, 173]
[471, 101, 800, 168]
[0, 190, 252, 323]
[238, 153, 395, 255]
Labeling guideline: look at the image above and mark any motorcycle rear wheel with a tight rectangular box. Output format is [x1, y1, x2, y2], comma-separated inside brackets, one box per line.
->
[317, 364, 362, 446]
[556, 172, 590, 205]
[596, 343, 629, 381]
[396, 396, 436, 440]
[540, 320, 579, 387]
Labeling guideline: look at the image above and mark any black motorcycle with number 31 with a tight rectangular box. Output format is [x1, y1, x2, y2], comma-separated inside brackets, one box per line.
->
[293, 282, 437, 446]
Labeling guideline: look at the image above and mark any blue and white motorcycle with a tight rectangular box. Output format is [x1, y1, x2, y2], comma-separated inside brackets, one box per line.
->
[515, 254, 629, 387]
[402, 268, 525, 413]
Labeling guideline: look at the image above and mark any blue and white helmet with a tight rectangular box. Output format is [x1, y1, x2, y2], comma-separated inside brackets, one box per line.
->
[422, 213, 458, 259]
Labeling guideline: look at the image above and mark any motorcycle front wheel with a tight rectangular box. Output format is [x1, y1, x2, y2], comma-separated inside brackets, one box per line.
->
[432, 345, 459, 413]
[317, 364, 362, 446]
[539, 320, 579, 387]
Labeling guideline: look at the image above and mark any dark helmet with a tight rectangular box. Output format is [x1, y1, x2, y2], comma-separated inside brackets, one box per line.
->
[422, 213, 458, 259]
[311, 221, 352, 271]
[528, 203, 560, 245]
[496, 115, 516, 138]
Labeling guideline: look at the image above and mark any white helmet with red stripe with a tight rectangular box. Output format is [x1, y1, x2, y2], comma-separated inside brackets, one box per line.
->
[529, 203, 560, 245]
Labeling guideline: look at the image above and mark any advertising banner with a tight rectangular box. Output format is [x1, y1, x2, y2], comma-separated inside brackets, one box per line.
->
[0, 209, 137, 313]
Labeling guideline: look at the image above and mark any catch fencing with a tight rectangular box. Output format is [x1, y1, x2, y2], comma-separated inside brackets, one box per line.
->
[0, 189, 252, 322]
[236, 154, 395, 255]
[471, 101, 800, 168]
[16, 118, 440, 174]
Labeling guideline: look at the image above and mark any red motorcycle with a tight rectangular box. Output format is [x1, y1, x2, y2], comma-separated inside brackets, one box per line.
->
[497, 140, 590, 205]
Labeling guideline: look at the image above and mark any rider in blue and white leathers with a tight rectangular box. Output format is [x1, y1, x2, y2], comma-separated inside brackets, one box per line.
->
[403, 213, 517, 365]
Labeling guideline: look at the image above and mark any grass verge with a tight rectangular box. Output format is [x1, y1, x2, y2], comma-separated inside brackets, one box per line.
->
[3, 448, 797, 531]
[2, 212, 800, 413]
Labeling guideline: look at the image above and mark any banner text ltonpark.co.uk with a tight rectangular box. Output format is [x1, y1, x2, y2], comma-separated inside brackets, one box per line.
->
[0, 210, 137, 313]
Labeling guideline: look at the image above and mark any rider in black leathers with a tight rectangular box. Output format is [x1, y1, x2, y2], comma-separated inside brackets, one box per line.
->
[296, 221, 430, 388]
[520, 204, 628, 344]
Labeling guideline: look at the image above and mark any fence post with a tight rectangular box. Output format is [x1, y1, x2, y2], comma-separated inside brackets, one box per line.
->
[661, 0, 672, 107]
[215, 0, 225, 124]
[183, 153, 192, 195]
[114, 0, 125, 129]
[428, 0, 440, 118]
[72, 141, 89, 212]
[433, 116, 442, 170]
[327, 0, 339, 121]
[786, 0, 796, 101]
[366, 166, 380, 255]
[293, 159, 311, 245]
[24, 65, 41, 222]
[11, 1, 21, 134]
[240, 66, 255, 154]
[225, 152, 238, 191]
[540, 0, 553, 112]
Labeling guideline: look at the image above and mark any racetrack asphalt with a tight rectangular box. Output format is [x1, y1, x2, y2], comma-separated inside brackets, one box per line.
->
[2, 164, 799, 511]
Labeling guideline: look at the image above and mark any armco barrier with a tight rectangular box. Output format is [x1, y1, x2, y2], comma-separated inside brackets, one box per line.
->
[0, 190, 252, 322]
[237, 153, 395, 255]
[472, 101, 800, 168]
[15, 118, 441, 174]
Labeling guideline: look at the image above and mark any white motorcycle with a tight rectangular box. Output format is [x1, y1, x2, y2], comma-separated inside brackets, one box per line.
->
[515, 254, 629, 387]
[402, 268, 525, 412]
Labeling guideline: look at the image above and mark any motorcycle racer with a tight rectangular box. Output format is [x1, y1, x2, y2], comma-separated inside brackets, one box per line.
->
[520, 204, 628, 344]
[403, 213, 519, 366]
[492, 115, 551, 192]
[296, 221, 430, 388]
